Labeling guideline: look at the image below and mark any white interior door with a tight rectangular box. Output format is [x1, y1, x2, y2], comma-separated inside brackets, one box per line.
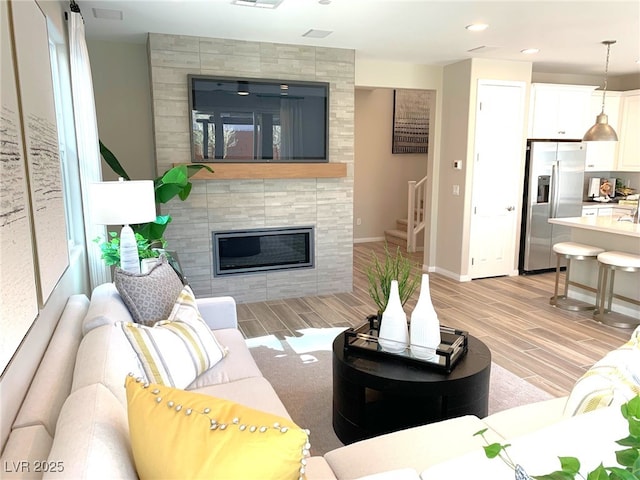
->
[470, 81, 526, 279]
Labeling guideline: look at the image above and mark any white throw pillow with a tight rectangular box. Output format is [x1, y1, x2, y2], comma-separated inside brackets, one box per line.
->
[120, 286, 227, 388]
[563, 325, 640, 416]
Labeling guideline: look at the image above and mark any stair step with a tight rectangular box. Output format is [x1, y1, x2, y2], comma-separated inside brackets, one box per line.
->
[397, 219, 408, 227]
[385, 229, 408, 240]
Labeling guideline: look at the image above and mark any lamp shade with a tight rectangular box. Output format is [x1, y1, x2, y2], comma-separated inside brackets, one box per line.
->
[90, 179, 157, 225]
[582, 112, 618, 142]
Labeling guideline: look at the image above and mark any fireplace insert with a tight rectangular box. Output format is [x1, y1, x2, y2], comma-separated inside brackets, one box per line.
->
[212, 226, 314, 276]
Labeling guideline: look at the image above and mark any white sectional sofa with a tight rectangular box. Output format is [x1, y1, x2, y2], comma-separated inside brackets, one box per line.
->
[1, 281, 637, 480]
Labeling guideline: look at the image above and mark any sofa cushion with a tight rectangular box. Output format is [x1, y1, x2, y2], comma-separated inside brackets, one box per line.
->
[120, 286, 227, 388]
[563, 326, 640, 416]
[114, 256, 183, 326]
[13, 295, 88, 435]
[72, 323, 143, 406]
[188, 328, 263, 388]
[125, 376, 310, 480]
[421, 406, 626, 479]
[82, 283, 132, 335]
[482, 396, 567, 439]
[193, 376, 292, 420]
[324, 415, 502, 479]
[43, 383, 136, 480]
[0, 425, 53, 479]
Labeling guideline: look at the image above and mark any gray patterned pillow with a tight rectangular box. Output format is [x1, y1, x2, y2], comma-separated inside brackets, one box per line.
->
[114, 256, 184, 326]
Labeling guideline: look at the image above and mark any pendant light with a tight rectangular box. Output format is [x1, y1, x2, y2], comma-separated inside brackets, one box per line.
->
[583, 40, 618, 142]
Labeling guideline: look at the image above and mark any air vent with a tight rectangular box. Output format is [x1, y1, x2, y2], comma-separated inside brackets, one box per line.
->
[467, 45, 500, 53]
[302, 29, 333, 39]
[92, 8, 123, 20]
[231, 0, 284, 8]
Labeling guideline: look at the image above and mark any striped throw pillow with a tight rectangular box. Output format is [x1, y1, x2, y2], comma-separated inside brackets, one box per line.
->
[563, 326, 640, 416]
[120, 286, 227, 388]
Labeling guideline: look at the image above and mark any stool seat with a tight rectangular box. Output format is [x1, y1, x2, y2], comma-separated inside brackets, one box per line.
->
[553, 242, 605, 257]
[597, 251, 640, 269]
[550, 242, 603, 311]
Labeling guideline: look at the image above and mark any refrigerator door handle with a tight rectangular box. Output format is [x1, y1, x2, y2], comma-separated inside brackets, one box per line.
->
[550, 162, 560, 218]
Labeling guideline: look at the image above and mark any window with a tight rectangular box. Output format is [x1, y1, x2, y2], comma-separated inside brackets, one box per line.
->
[48, 37, 82, 248]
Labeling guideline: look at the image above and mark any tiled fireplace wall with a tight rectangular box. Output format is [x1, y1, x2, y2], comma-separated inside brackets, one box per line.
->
[147, 33, 354, 303]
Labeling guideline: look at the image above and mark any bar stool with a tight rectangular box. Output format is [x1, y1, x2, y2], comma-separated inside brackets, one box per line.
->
[594, 251, 640, 328]
[550, 242, 605, 311]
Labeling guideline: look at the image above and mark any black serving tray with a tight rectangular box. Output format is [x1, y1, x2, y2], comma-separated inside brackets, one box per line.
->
[343, 319, 468, 373]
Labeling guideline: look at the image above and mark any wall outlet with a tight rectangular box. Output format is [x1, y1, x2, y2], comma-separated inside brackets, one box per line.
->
[356, 217, 362, 225]
[453, 160, 462, 170]
[452, 185, 460, 196]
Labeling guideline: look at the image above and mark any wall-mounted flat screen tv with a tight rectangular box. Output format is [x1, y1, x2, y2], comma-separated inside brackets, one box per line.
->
[188, 75, 329, 163]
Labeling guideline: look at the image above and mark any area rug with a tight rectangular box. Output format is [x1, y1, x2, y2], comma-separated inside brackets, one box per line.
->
[247, 328, 555, 456]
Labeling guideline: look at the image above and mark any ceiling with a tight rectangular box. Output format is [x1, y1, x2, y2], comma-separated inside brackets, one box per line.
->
[79, 0, 640, 77]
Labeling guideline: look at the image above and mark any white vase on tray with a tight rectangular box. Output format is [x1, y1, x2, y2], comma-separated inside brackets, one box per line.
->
[410, 274, 441, 361]
[378, 280, 409, 354]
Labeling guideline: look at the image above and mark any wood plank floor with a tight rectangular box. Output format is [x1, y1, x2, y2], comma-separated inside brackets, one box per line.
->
[239, 241, 633, 397]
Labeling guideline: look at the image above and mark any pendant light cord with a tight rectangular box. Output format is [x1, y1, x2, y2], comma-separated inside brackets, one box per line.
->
[600, 41, 612, 114]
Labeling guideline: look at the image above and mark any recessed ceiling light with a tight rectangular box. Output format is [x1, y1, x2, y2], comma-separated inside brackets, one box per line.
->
[465, 24, 489, 32]
[521, 48, 540, 55]
[318, 0, 331, 4]
[302, 29, 333, 39]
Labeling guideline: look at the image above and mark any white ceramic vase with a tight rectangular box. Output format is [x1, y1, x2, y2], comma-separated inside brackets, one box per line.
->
[378, 280, 409, 353]
[410, 274, 441, 361]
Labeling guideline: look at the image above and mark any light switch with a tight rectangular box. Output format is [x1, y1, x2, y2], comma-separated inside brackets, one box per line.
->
[453, 185, 460, 196]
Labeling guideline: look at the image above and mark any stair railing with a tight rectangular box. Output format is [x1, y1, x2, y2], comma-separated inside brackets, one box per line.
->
[407, 175, 428, 252]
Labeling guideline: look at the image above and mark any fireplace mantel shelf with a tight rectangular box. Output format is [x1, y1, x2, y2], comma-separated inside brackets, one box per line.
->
[176, 163, 348, 180]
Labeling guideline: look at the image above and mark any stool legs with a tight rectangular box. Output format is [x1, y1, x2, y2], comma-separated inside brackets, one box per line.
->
[550, 255, 596, 311]
[594, 264, 640, 329]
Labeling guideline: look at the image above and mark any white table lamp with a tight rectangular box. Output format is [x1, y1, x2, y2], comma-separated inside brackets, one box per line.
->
[90, 178, 157, 274]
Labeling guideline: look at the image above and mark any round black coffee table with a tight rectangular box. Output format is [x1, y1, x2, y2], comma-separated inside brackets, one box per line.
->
[332, 331, 491, 444]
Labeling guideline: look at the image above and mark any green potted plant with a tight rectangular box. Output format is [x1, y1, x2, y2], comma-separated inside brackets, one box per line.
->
[366, 243, 420, 319]
[94, 141, 213, 267]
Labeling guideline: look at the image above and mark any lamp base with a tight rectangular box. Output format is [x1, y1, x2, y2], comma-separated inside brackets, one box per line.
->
[119, 225, 141, 274]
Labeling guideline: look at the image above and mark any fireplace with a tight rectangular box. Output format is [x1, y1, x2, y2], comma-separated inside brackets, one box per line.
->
[212, 226, 314, 276]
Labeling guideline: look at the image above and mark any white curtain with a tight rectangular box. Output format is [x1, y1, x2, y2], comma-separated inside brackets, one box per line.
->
[280, 98, 304, 160]
[68, 9, 110, 288]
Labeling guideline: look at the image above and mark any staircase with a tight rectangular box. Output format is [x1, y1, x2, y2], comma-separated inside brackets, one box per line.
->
[384, 175, 428, 252]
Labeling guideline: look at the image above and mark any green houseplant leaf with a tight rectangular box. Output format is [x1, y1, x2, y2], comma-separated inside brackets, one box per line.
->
[366, 243, 420, 314]
[99, 140, 130, 181]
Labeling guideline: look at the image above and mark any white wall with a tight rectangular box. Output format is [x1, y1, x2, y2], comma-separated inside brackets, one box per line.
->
[86, 40, 156, 181]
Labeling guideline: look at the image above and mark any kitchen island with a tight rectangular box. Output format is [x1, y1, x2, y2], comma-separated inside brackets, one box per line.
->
[548, 216, 639, 321]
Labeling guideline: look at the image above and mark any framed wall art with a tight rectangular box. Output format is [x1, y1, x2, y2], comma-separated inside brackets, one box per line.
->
[0, 0, 39, 375]
[10, 0, 69, 305]
[392, 89, 432, 155]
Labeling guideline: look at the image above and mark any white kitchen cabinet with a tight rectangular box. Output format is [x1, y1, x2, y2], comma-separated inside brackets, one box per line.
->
[584, 91, 622, 171]
[528, 83, 596, 139]
[617, 90, 640, 171]
[581, 206, 597, 217]
[597, 207, 613, 216]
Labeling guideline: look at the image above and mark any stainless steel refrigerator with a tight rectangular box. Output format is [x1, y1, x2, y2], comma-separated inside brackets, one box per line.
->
[519, 141, 586, 273]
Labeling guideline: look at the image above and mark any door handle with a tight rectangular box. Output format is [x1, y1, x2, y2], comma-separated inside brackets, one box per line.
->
[506, 206, 515, 211]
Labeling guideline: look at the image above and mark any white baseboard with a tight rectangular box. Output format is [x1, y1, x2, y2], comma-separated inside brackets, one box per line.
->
[433, 267, 472, 282]
[354, 236, 385, 244]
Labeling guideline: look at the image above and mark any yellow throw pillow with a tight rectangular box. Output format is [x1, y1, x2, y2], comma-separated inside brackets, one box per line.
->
[120, 286, 227, 388]
[125, 375, 311, 480]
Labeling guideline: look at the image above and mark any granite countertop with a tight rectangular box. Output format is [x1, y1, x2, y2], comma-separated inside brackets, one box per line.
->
[549, 216, 640, 238]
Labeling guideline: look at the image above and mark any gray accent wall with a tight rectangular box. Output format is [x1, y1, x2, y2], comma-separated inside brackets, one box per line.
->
[147, 34, 354, 303]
